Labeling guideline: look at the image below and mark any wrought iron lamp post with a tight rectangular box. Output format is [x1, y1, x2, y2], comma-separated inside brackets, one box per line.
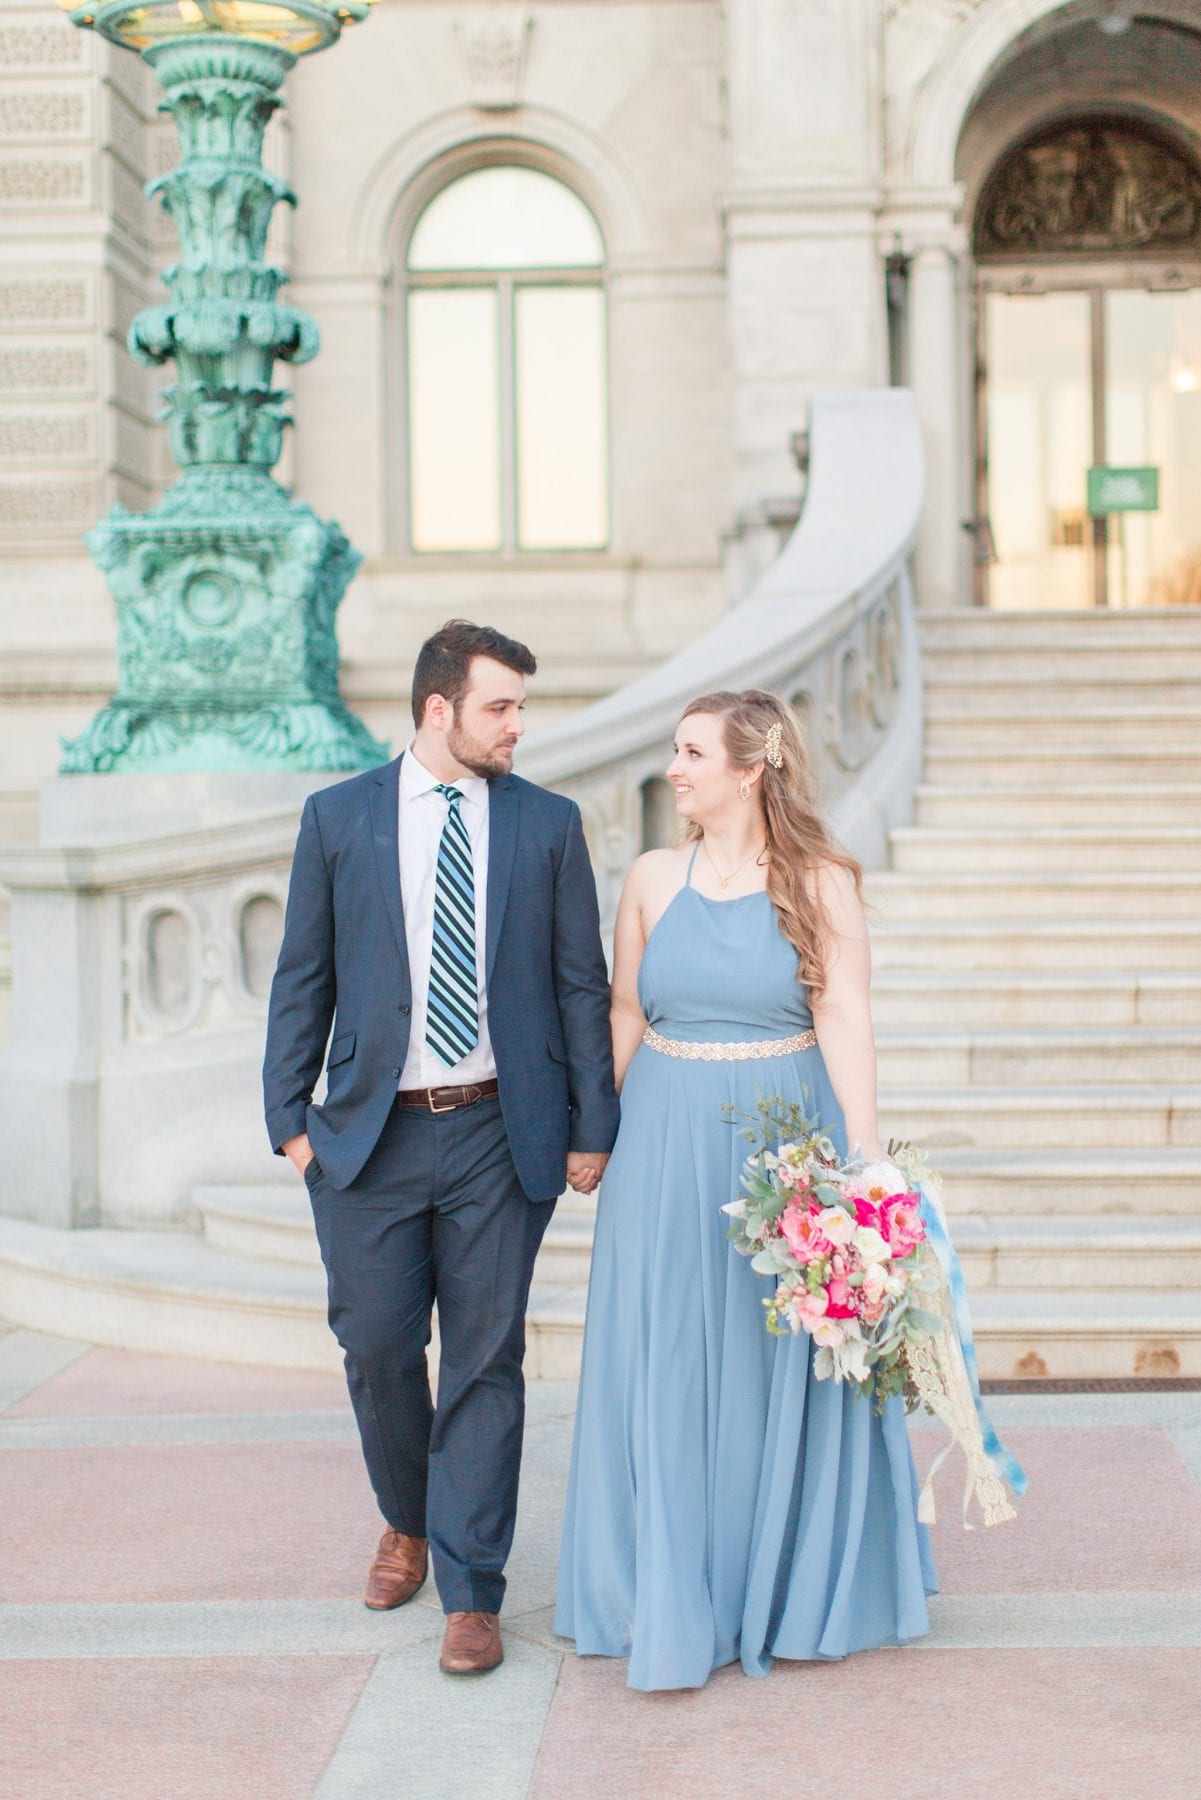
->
[57, 0, 387, 771]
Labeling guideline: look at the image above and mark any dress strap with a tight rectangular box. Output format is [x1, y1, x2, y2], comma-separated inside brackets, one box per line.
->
[684, 842, 701, 888]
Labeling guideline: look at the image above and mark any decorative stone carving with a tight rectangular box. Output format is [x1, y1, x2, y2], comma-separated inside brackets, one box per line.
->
[455, 8, 531, 111]
[0, 480, 93, 526]
[0, 26, 86, 69]
[0, 157, 87, 203]
[122, 866, 291, 1040]
[0, 346, 91, 391]
[0, 92, 87, 137]
[0, 414, 91, 460]
[0, 278, 89, 323]
[977, 120, 1201, 257]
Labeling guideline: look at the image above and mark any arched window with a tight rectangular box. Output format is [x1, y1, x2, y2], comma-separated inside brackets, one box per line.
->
[404, 165, 609, 554]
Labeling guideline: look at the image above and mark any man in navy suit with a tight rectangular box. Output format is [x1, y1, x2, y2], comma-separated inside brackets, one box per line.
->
[264, 620, 618, 1676]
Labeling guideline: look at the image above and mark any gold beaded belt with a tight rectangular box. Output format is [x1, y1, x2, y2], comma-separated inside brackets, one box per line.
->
[642, 1025, 817, 1061]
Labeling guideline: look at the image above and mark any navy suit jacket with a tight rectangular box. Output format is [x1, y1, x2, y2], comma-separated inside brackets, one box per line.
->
[262, 755, 620, 1201]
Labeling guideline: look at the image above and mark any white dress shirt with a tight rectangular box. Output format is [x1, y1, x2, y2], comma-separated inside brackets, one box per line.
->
[397, 745, 496, 1090]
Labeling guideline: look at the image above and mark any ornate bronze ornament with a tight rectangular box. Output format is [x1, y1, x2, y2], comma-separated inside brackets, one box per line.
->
[975, 118, 1201, 258]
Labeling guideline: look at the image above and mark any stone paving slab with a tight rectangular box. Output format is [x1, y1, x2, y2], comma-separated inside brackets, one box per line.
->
[1, 1332, 1199, 1798]
[0, 1655, 375, 1800]
[530, 1649, 1200, 1800]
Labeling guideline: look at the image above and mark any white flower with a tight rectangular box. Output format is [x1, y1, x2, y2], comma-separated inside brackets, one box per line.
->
[815, 1206, 856, 1246]
[853, 1225, 891, 1264]
[811, 1317, 847, 1348]
[862, 1263, 888, 1302]
[860, 1159, 907, 1197]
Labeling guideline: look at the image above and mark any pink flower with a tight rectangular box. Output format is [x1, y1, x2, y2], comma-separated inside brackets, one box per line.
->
[793, 1288, 829, 1330]
[883, 1197, 925, 1257]
[780, 1205, 833, 1264]
[852, 1196, 882, 1230]
[825, 1272, 857, 1319]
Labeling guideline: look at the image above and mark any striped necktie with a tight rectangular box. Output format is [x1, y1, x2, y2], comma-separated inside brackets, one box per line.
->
[425, 783, 479, 1067]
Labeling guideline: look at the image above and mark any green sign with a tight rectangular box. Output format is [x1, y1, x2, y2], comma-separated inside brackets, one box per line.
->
[1087, 465, 1159, 515]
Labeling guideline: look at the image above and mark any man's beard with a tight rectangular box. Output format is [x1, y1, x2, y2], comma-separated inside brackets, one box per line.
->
[446, 719, 515, 779]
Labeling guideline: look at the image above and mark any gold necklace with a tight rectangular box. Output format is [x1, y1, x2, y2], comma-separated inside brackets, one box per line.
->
[700, 836, 767, 891]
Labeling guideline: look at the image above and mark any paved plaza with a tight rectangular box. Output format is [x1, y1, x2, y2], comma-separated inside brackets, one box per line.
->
[0, 1326, 1198, 1798]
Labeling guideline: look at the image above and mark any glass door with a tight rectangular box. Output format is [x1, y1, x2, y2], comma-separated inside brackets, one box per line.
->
[979, 278, 1201, 607]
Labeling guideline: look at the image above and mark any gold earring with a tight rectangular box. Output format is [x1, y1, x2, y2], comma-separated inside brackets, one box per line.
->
[738, 778, 751, 800]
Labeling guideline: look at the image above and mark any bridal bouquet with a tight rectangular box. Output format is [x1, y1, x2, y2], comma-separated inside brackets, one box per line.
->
[721, 1098, 942, 1411]
[722, 1096, 1027, 1527]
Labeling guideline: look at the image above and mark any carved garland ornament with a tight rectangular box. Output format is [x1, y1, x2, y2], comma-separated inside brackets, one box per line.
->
[976, 119, 1201, 258]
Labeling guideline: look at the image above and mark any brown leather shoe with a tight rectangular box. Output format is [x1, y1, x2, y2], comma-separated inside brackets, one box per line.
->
[363, 1528, 427, 1610]
[439, 1610, 503, 1675]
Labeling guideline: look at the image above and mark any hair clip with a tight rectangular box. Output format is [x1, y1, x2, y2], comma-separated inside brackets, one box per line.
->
[763, 721, 784, 768]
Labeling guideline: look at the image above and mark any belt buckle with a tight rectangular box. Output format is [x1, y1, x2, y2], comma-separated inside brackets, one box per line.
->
[427, 1087, 459, 1114]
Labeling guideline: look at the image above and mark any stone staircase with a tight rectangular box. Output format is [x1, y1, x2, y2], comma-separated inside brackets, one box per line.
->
[532, 607, 1201, 1379]
[3, 606, 1199, 1377]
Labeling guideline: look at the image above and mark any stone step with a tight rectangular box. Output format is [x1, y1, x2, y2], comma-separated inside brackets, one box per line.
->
[918, 606, 1201, 647]
[517, 1279, 1201, 1380]
[933, 1148, 1201, 1217]
[923, 672, 1201, 711]
[878, 1084, 1201, 1150]
[194, 1185, 322, 1270]
[913, 784, 1201, 829]
[925, 709, 1201, 752]
[923, 745, 1201, 786]
[924, 647, 1201, 682]
[870, 871, 1201, 922]
[889, 826, 1201, 875]
[0, 1216, 338, 1371]
[871, 971, 1201, 1029]
[964, 1288, 1201, 1381]
[873, 919, 1201, 973]
[876, 1027, 1201, 1087]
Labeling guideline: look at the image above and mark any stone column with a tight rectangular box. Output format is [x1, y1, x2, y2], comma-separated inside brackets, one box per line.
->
[907, 236, 968, 609]
[723, 0, 886, 540]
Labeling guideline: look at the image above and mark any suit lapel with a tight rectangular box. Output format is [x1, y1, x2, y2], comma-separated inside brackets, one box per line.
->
[486, 775, 519, 987]
[369, 754, 409, 976]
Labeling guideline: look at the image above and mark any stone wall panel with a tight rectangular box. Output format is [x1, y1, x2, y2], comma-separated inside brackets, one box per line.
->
[0, 276, 92, 327]
[0, 410, 93, 461]
[0, 342, 93, 393]
[0, 153, 89, 205]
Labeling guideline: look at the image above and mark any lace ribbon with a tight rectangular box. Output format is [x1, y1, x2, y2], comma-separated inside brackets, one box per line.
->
[893, 1153, 1028, 1530]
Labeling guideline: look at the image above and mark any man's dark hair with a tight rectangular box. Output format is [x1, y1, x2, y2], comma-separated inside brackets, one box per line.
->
[410, 619, 537, 728]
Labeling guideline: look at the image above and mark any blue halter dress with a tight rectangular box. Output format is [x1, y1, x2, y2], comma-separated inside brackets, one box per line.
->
[554, 849, 937, 1691]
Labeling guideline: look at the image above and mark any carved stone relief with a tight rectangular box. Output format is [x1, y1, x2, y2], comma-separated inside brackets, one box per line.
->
[0, 279, 89, 324]
[0, 345, 91, 391]
[0, 413, 91, 461]
[977, 120, 1201, 257]
[123, 873, 289, 1039]
[0, 26, 86, 69]
[0, 92, 87, 138]
[455, 8, 531, 111]
[0, 157, 87, 203]
[0, 479, 94, 526]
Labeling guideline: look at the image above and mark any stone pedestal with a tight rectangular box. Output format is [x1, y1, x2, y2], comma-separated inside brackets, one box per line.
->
[0, 773, 343, 1231]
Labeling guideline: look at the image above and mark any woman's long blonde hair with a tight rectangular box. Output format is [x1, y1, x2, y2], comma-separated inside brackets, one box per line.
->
[680, 689, 861, 999]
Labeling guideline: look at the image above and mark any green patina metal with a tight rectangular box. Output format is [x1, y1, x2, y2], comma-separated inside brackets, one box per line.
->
[61, 27, 387, 774]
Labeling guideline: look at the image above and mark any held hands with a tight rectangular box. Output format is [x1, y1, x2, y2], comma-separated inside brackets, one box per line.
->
[282, 1133, 315, 1177]
[566, 1151, 609, 1196]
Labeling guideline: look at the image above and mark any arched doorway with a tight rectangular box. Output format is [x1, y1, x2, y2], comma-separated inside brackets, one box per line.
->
[974, 114, 1201, 608]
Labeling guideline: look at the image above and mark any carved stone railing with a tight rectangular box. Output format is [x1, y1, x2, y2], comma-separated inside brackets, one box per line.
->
[521, 388, 925, 926]
[0, 389, 923, 1232]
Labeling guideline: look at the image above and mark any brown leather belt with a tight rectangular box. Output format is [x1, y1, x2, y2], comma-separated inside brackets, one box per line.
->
[396, 1078, 500, 1114]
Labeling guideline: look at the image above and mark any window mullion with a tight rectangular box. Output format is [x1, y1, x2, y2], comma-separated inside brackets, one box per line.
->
[499, 275, 517, 553]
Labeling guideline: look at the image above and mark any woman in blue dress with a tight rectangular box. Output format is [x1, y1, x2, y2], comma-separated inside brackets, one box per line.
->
[555, 688, 936, 1692]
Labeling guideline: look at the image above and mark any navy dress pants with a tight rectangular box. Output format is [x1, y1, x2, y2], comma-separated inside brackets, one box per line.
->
[306, 1095, 554, 1615]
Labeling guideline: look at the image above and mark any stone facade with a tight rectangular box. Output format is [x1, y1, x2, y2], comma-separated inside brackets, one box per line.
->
[4, 0, 1201, 811]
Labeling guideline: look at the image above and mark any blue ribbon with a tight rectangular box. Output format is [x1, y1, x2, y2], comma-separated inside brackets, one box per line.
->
[917, 1181, 1028, 1504]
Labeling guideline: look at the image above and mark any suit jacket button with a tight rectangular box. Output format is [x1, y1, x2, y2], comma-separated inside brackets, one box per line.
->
[399, 1003, 410, 1015]
[392, 1066, 402, 1077]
